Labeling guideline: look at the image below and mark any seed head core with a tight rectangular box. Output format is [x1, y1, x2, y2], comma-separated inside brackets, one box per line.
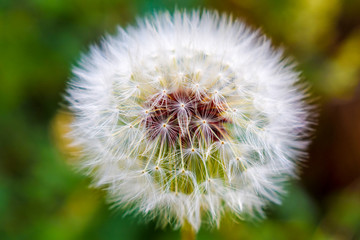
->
[144, 89, 228, 146]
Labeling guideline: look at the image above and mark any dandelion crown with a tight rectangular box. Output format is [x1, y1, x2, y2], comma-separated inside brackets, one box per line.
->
[67, 10, 310, 231]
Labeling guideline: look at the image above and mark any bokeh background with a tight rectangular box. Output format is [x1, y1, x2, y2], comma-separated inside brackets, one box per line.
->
[1, 0, 360, 239]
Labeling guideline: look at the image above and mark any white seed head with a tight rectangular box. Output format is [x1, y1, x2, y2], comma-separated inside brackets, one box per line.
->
[66, 10, 312, 231]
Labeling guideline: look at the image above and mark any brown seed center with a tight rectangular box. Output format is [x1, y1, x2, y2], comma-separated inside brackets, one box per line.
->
[143, 89, 229, 146]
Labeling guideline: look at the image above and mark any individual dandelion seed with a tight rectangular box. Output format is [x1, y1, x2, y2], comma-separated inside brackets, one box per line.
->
[65, 10, 312, 235]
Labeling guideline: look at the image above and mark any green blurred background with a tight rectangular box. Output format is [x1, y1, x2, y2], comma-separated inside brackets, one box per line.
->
[1, 0, 360, 239]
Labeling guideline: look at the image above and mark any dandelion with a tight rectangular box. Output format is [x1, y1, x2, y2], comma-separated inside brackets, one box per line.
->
[66, 10, 311, 236]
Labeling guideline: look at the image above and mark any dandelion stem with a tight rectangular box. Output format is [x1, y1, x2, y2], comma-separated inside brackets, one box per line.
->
[180, 221, 196, 240]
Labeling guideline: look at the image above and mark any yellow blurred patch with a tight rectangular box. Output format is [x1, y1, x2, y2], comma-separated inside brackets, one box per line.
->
[51, 111, 81, 163]
[322, 30, 360, 97]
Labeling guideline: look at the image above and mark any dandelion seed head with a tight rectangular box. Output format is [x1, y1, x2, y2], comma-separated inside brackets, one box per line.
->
[66, 10, 312, 231]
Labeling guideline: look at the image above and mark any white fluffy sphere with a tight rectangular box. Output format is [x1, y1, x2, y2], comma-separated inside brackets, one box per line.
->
[66, 10, 311, 231]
